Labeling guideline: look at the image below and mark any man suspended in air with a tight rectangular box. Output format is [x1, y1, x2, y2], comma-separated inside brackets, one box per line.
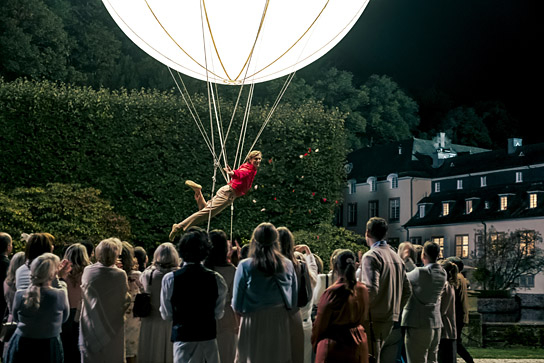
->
[169, 151, 262, 241]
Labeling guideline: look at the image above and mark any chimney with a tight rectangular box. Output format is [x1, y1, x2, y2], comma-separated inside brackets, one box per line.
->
[507, 138, 522, 154]
[439, 132, 446, 149]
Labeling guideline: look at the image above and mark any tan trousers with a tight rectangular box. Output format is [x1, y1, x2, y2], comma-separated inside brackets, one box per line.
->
[180, 185, 237, 230]
[363, 320, 394, 363]
[405, 326, 441, 363]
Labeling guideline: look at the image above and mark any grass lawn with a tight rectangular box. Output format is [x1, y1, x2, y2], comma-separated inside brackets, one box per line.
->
[468, 346, 544, 359]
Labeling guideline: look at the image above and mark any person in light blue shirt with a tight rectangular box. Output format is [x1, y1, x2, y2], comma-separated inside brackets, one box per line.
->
[231, 222, 297, 363]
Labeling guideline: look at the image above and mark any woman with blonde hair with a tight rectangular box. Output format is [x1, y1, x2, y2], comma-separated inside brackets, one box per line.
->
[4, 253, 70, 363]
[79, 238, 130, 363]
[138, 242, 180, 363]
[232, 222, 298, 363]
[61, 243, 91, 362]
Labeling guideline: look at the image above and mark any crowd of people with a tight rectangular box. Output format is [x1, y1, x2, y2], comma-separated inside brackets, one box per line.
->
[0, 216, 475, 363]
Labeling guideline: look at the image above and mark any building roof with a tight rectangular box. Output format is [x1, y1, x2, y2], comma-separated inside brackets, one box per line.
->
[405, 182, 544, 228]
[433, 142, 544, 178]
[346, 137, 488, 182]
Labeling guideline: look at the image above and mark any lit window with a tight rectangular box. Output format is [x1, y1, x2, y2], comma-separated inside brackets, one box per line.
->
[368, 201, 379, 218]
[347, 203, 357, 226]
[519, 231, 536, 256]
[442, 202, 450, 216]
[516, 171, 523, 183]
[435, 182, 440, 193]
[480, 176, 487, 187]
[419, 204, 425, 218]
[389, 198, 400, 222]
[466, 200, 473, 214]
[457, 179, 463, 190]
[432, 237, 444, 258]
[455, 235, 469, 258]
[529, 193, 537, 209]
[500, 196, 508, 211]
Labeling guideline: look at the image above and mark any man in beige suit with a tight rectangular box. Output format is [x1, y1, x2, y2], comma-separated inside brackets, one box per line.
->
[361, 217, 411, 362]
[402, 241, 447, 363]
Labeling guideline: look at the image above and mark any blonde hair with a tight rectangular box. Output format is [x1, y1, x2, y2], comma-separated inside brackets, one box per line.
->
[5, 251, 26, 288]
[24, 253, 59, 310]
[245, 150, 262, 163]
[95, 238, 122, 266]
[64, 243, 91, 286]
[153, 242, 180, 271]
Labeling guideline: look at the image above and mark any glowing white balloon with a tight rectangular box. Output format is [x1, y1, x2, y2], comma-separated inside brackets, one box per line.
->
[103, 0, 370, 85]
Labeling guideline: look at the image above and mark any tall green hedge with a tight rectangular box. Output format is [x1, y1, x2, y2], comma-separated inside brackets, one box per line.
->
[0, 78, 348, 248]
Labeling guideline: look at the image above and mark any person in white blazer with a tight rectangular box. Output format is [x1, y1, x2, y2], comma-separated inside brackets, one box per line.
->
[401, 241, 447, 363]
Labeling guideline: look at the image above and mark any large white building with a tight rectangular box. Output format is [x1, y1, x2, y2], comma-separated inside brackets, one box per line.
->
[340, 135, 544, 295]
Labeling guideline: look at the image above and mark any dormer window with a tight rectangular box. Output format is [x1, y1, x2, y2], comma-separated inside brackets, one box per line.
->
[466, 200, 473, 214]
[367, 177, 377, 192]
[419, 204, 426, 218]
[435, 182, 440, 193]
[348, 179, 356, 194]
[480, 176, 487, 187]
[500, 195, 508, 211]
[457, 179, 463, 190]
[442, 202, 450, 216]
[387, 174, 399, 189]
[529, 192, 538, 209]
[485, 201, 490, 209]
[516, 171, 523, 183]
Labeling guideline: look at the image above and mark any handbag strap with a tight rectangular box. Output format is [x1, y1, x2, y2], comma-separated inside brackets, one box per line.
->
[368, 309, 376, 358]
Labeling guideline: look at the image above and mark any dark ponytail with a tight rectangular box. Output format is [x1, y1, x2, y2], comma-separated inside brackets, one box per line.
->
[335, 250, 357, 291]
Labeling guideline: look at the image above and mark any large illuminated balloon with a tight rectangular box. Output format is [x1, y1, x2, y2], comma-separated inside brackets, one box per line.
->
[103, 0, 370, 85]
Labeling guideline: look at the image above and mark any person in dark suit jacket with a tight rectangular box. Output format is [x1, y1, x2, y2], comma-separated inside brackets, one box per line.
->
[401, 241, 447, 363]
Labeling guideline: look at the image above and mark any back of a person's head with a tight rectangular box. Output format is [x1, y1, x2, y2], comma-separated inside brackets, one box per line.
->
[446, 256, 464, 273]
[64, 243, 91, 277]
[96, 237, 122, 266]
[440, 259, 459, 287]
[314, 253, 324, 274]
[153, 242, 180, 270]
[329, 248, 350, 272]
[205, 230, 229, 268]
[178, 227, 210, 263]
[80, 240, 95, 260]
[25, 233, 55, 263]
[120, 241, 136, 274]
[398, 241, 416, 260]
[277, 226, 295, 261]
[0, 232, 12, 254]
[5, 251, 26, 287]
[134, 246, 148, 272]
[366, 217, 388, 241]
[249, 222, 284, 275]
[423, 241, 440, 262]
[414, 244, 424, 266]
[24, 253, 59, 310]
[335, 250, 357, 290]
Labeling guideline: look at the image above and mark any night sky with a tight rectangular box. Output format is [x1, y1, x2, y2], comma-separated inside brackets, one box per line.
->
[302, 0, 541, 144]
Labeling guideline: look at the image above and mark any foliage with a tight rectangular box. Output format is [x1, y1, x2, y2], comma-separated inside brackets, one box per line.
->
[0, 78, 347, 249]
[472, 227, 544, 291]
[293, 223, 367, 269]
[360, 74, 420, 147]
[0, 183, 131, 252]
[440, 106, 492, 148]
[0, 0, 71, 81]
